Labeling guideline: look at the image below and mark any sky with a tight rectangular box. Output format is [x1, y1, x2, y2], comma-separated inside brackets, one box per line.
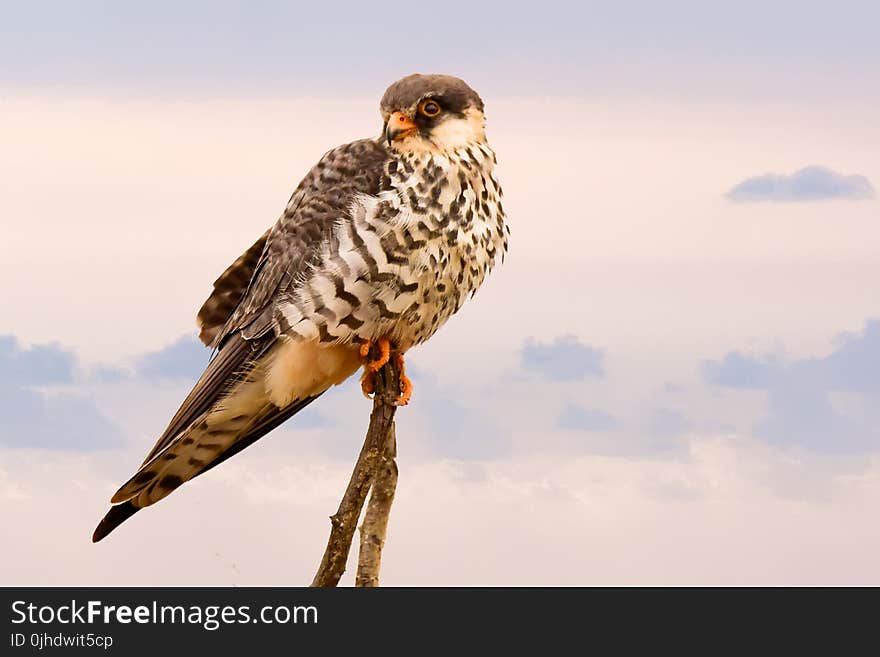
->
[1, 1, 879, 585]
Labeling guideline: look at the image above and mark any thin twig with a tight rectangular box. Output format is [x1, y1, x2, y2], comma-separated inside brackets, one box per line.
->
[310, 354, 400, 587]
[356, 423, 398, 587]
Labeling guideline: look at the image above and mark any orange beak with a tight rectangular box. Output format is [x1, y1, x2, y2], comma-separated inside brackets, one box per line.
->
[385, 111, 418, 144]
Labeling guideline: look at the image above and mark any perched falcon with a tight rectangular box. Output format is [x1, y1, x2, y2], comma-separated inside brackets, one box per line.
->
[92, 74, 508, 542]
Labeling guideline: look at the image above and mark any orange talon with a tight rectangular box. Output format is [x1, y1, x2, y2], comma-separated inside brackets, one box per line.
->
[359, 337, 391, 399]
[358, 339, 411, 405]
[360, 369, 375, 399]
[395, 354, 413, 406]
[361, 337, 391, 373]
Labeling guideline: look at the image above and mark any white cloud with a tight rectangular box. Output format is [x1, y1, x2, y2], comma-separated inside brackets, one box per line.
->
[557, 404, 619, 431]
[726, 166, 875, 202]
[0, 335, 124, 450]
[703, 320, 880, 453]
[135, 335, 208, 381]
[521, 335, 605, 382]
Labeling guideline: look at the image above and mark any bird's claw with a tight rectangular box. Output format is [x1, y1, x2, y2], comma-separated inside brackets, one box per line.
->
[359, 342, 412, 405]
[360, 337, 391, 372]
[360, 369, 376, 399]
[394, 354, 412, 406]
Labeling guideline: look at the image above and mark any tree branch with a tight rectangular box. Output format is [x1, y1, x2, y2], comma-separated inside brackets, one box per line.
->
[356, 423, 398, 587]
[310, 354, 400, 587]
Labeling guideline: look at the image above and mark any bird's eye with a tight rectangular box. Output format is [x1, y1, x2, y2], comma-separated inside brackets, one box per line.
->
[419, 100, 442, 117]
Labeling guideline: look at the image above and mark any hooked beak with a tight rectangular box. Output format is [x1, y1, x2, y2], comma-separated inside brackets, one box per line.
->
[385, 111, 418, 144]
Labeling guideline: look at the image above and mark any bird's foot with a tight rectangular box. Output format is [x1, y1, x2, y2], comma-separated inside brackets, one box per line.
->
[359, 337, 391, 372]
[394, 354, 412, 406]
[358, 338, 412, 405]
[360, 369, 375, 399]
[359, 337, 391, 399]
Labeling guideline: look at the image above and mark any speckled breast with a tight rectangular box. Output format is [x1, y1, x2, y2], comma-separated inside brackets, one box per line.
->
[278, 143, 509, 350]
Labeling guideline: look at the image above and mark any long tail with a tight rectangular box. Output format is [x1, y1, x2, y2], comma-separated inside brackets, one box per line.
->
[92, 393, 319, 542]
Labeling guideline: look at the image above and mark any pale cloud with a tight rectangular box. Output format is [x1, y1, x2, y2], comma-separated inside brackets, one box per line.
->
[405, 370, 511, 461]
[521, 336, 604, 382]
[0, 387, 125, 451]
[820, 319, 880, 393]
[701, 351, 782, 389]
[703, 320, 880, 453]
[703, 320, 880, 394]
[557, 404, 619, 431]
[0, 335, 76, 385]
[726, 166, 875, 202]
[650, 408, 692, 439]
[0, 335, 124, 451]
[754, 380, 877, 453]
[135, 334, 208, 381]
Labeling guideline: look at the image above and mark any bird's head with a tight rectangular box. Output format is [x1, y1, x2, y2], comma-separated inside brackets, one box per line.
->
[380, 74, 486, 155]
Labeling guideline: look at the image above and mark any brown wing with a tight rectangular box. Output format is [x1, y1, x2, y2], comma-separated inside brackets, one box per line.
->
[197, 230, 270, 347]
[93, 138, 391, 542]
[139, 332, 270, 465]
[156, 138, 389, 459]
[197, 138, 391, 350]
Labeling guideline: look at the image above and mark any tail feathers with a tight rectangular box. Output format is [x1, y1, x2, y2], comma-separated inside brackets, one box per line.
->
[92, 501, 139, 543]
[91, 394, 322, 542]
[112, 371, 274, 507]
[91, 417, 247, 544]
[92, 405, 257, 545]
[113, 416, 247, 508]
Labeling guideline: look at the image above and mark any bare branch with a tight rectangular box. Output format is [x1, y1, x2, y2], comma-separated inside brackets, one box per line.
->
[310, 354, 400, 587]
[356, 423, 398, 587]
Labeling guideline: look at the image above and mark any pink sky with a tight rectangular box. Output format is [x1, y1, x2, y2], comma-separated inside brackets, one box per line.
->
[1, 91, 878, 585]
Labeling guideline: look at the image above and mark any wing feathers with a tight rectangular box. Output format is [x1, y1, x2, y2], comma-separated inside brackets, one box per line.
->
[142, 332, 272, 465]
[115, 355, 273, 504]
[93, 138, 392, 542]
[197, 230, 270, 347]
[94, 389, 322, 542]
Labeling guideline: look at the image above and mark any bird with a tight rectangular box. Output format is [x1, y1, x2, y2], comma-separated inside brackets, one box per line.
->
[92, 73, 509, 542]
